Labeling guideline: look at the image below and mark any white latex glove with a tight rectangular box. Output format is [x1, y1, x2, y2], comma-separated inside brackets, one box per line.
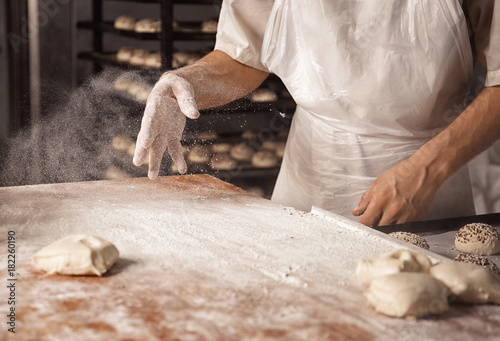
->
[133, 73, 200, 179]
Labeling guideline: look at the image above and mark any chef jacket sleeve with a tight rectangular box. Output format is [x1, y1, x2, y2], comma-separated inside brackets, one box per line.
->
[215, 0, 274, 72]
[464, 0, 500, 87]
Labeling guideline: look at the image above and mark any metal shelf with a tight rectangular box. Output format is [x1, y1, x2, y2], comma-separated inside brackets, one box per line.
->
[78, 21, 217, 41]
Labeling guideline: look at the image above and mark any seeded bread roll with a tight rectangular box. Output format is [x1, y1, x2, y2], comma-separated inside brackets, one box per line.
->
[454, 253, 500, 278]
[455, 223, 500, 255]
[389, 232, 430, 250]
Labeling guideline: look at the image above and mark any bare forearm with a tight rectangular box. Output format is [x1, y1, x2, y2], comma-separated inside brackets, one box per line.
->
[166, 50, 269, 110]
[411, 86, 500, 186]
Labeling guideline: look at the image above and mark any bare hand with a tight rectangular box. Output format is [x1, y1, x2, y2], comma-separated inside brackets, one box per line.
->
[352, 158, 440, 227]
[133, 73, 200, 179]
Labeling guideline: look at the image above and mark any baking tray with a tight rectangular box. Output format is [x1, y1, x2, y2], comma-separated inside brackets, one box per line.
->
[374, 213, 500, 269]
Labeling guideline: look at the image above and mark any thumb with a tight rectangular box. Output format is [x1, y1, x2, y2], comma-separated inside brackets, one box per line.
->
[170, 76, 200, 119]
[352, 191, 371, 216]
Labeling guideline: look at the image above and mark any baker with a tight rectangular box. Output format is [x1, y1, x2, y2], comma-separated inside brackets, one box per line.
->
[133, 0, 500, 227]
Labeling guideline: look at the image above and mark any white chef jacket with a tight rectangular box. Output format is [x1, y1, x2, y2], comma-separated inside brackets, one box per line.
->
[215, 0, 500, 221]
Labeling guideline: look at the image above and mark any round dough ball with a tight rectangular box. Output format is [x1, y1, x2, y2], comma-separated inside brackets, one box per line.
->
[135, 87, 152, 103]
[261, 140, 281, 151]
[116, 47, 135, 63]
[210, 154, 238, 171]
[430, 260, 500, 304]
[127, 83, 144, 96]
[251, 150, 278, 168]
[33, 235, 119, 276]
[197, 130, 218, 141]
[275, 143, 285, 159]
[389, 231, 430, 250]
[245, 187, 265, 197]
[230, 143, 254, 162]
[455, 223, 500, 255]
[364, 273, 449, 318]
[187, 145, 210, 164]
[134, 18, 158, 33]
[105, 166, 131, 180]
[356, 249, 432, 286]
[113, 76, 133, 91]
[454, 253, 500, 278]
[112, 135, 134, 152]
[201, 18, 218, 33]
[251, 88, 277, 102]
[241, 130, 258, 140]
[211, 142, 232, 154]
[144, 52, 161, 68]
[128, 49, 148, 66]
[114, 15, 136, 31]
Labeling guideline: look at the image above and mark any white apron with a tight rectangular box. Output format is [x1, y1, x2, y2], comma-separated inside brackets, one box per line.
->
[262, 0, 476, 221]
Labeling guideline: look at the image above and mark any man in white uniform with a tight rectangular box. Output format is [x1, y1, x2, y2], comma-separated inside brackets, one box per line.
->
[133, 0, 500, 227]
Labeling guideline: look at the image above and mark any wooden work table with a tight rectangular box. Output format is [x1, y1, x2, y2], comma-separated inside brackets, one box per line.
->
[1, 175, 499, 341]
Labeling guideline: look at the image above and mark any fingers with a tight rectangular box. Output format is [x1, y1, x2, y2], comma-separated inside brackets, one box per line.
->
[133, 112, 155, 166]
[166, 139, 187, 174]
[170, 77, 200, 119]
[147, 135, 169, 180]
[352, 191, 370, 217]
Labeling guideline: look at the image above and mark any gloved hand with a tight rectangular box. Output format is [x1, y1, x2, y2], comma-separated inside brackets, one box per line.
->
[352, 158, 440, 227]
[133, 73, 200, 179]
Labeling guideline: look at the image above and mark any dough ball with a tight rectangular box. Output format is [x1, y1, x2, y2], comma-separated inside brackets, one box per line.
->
[105, 166, 131, 180]
[241, 130, 258, 140]
[113, 76, 133, 91]
[454, 253, 500, 278]
[261, 140, 281, 151]
[112, 135, 134, 152]
[389, 231, 430, 250]
[128, 49, 148, 66]
[364, 273, 449, 318]
[356, 249, 432, 286]
[144, 52, 161, 68]
[275, 143, 285, 159]
[187, 145, 210, 164]
[116, 47, 135, 63]
[114, 15, 136, 31]
[173, 51, 201, 67]
[134, 19, 158, 33]
[33, 235, 119, 276]
[430, 260, 500, 304]
[135, 86, 153, 103]
[278, 129, 289, 138]
[230, 143, 255, 162]
[127, 82, 144, 96]
[210, 154, 238, 171]
[201, 18, 218, 33]
[251, 150, 278, 168]
[197, 130, 218, 141]
[211, 142, 232, 154]
[455, 223, 500, 255]
[251, 88, 277, 102]
[245, 187, 265, 197]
